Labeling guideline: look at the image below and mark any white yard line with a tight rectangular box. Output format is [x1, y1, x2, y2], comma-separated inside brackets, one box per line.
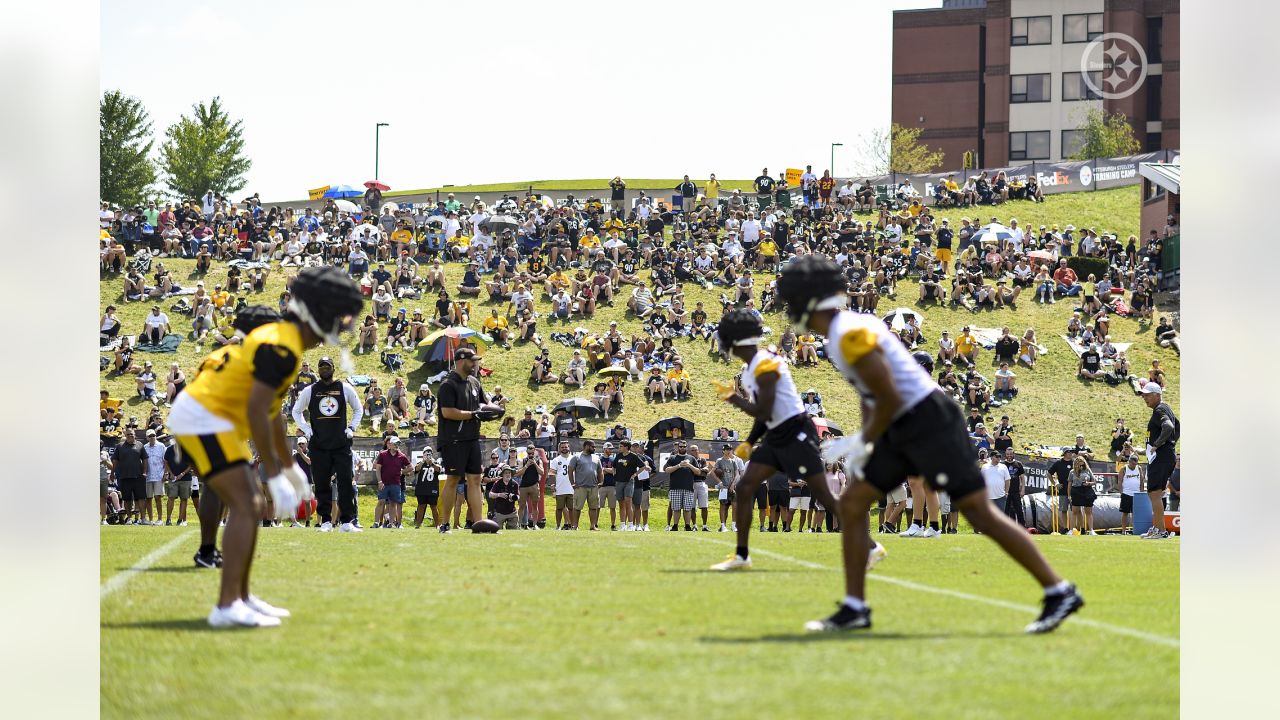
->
[100, 530, 196, 601]
[692, 537, 1180, 649]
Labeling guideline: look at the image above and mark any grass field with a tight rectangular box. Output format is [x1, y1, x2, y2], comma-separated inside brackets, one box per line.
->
[100, 184, 1176, 449]
[100, 502, 1180, 719]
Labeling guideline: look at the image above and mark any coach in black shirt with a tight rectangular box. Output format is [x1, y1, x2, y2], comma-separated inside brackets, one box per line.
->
[1048, 448, 1076, 534]
[436, 346, 491, 533]
[113, 428, 146, 523]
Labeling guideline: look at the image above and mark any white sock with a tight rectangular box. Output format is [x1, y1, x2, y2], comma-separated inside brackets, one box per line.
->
[843, 595, 867, 611]
[1045, 580, 1071, 596]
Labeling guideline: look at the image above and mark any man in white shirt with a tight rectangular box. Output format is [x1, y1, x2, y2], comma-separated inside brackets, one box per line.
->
[800, 166, 817, 205]
[980, 451, 1010, 510]
[141, 306, 170, 345]
[202, 191, 216, 219]
[721, 233, 744, 262]
[548, 441, 575, 530]
[100, 202, 116, 229]
[1007, 218, 1025, 254]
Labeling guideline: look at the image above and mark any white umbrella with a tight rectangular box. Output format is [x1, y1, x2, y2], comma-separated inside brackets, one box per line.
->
[881, 307, 923, 332]
[333, 199, 360, 213]
[972, 222, 1014, 245]
[381, 202, 401, 215]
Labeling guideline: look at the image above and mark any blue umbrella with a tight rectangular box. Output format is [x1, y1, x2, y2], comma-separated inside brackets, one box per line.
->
[971, 222, 1014, 245]
[323, 185, 364, 199]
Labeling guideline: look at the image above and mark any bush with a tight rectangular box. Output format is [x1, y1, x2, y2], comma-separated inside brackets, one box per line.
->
[1065, 255, 1110, 282]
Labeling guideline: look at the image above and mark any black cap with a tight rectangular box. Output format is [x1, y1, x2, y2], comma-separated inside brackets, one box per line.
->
[453, 346, 480, 361]
[317, 356, 334, 368]
[722, 444, 734, 451]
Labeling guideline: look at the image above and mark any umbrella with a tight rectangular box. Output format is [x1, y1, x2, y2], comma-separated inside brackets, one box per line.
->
[597, 366, 630, 379]
[333, 199, 360, 213]
[811, 417, 844, 437]
[1028, 249, 1055, 265]
[364, 180, 390, 191]
[648, 416, 695, 441]
[424, 215, 446, 226]
[881, 307, 923, 332]
[381, 202, 401, 215]
[971, 222, 1014, 245]
[415, 327, 492, 362]
[554, 397, 601, 419]
[323, 185, 364, 199]
[482, 215, 519, 234]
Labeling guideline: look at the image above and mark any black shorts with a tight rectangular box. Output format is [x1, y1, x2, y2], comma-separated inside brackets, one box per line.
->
[1119, 494, 1134, 514]
[439, 440, 483, 476]
[767, 487, 790, 509]
[1069, 486, 1097, 508]
[750, 415, 824, 479]
[120, 477, 146, 502]
[862, 391, 985, 501]
[1147, 456, 1175, 492]
[754, 483, 768, 510]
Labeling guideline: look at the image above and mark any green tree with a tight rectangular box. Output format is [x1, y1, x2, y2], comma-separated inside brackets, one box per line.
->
[99, 90, 157, 207]
[1068, 108, 1142, 160]
[158, 96, 252, 199]
[850, 123, 947, 175]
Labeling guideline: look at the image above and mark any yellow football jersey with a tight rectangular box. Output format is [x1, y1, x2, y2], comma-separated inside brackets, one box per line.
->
[182, 321, 304, 435]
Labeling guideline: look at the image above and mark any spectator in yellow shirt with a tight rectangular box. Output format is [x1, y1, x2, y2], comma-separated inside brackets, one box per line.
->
[209, 285, 231, 309]
[482, 309, 511, 348]
[544, 268, 570, 298]
[757, 238, 779, 270]
[956, 326, 979, 367]
[390, 224, 414, 255]
[665, 362, 691, 400]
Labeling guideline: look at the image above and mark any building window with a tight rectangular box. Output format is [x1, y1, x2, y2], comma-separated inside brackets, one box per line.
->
[1063, 13, 1103, 43]
[1010, 74, 1051, 103]
[1063, 71, 1103, 101]
[1062, 130, 1086, 158]
[1011, 16, 1051, 46]
[1146, 74, 1163, 118]
[1144, 178, 1166, 202]
[1147, 17, 1163, 63]
[1146, 132, 1162, 152]
[1009, 131, 1050, 161]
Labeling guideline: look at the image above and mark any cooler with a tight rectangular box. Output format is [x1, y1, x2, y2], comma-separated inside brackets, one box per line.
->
[1131, 492, 1153, 534]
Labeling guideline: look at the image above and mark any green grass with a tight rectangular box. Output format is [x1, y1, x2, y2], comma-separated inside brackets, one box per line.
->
[101, 184, 1174, 449]
[100, 506, 1179, 718]
[386, 178, 758, 197]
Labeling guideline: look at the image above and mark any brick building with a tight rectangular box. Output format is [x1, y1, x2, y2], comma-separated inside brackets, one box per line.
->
[892, 0, 1178, 169]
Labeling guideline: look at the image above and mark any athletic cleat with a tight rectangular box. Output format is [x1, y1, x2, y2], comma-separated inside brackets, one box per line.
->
[438, 523, 451, 534]
[339, 522, 362, 533]
[900, 524, 924, 538]
[1025, 584, 1085, 634]
[805, 603, 872, 632]
[641, 525, 649, 532]
[921, 527, 942, 538]
[1141, 529, 1169, 540]
[718, 524, 727, 532]
[866, 542, 888, 571]
[701, 525, 710, 532]
[317, 521, 333, 532]
[207, 600, 280, 628]
[244, 594, 291, 618]
[193, 551, 220, 569]
[710, 554, 752, 571]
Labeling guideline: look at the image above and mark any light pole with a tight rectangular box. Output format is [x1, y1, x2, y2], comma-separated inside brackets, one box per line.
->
[830, 142, 843, 177]
[375, 122, 390, 180]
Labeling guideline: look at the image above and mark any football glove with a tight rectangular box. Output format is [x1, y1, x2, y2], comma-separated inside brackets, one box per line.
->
[344, 428, 354, 440]
[711, 379, 736, 401]
[265, 474, 300, 521]
[733, 441, 752, 461]
[473, 403, 506, 421]
[822, 433, 871, 479]
[282, 462, 312, 503]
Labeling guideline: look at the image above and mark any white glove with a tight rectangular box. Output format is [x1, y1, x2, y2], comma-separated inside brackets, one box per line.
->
[345, 428, 355, 439]
[282, 462, 312, 503]
[265, 474, 299, 521]
[822, 433, 871, 479]
[1145, 444, 1156, 459]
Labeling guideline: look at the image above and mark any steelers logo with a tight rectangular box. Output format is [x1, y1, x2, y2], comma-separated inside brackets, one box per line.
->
[318, 396, 340, 417]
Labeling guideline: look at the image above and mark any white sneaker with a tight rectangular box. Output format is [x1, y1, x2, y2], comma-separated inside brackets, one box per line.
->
[921, 527, 942, 538]
[318, 521, 333, 532]
[641, 525, 650, 532]
[867, 543, 888, 571]
[710, 554, 752, 571]
[289, 520, 302, 528]
[731, 522, 737, 532]
[718, 524, 727, 532]
[339, 522, 362, 533]
[244, 594, 291, 618]
[208, 600, 280, 628]
[900, 524, 923, 538]
[177, 520, 188, 526]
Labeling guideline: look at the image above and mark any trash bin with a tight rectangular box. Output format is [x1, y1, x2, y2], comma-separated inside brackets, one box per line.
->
[1131, 491, 1153, 534]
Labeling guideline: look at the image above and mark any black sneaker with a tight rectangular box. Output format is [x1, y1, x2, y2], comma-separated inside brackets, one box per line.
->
[193, 550, 221, 569]
[438, 523, 450, 534]
[684, 525, 694, 532]
[804, 602, 872, 632]
[1025, 584, 1085, 634]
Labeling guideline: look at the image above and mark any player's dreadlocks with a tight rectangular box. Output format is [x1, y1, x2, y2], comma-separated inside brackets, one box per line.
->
[716, 308, 765, 350]
[776, 255, 849, 325]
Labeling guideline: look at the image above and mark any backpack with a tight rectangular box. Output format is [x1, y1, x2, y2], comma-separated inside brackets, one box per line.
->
[380, 351, 403, 372]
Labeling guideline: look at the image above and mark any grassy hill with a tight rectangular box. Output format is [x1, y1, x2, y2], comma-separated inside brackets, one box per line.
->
[99, 184, 1176, 451]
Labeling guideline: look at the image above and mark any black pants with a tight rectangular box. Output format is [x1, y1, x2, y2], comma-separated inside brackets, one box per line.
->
[310, 444, 356, 524]
[1003, 492, 1025, 526]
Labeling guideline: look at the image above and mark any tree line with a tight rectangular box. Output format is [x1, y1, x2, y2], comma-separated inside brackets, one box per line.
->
[100, 91, 251, 207]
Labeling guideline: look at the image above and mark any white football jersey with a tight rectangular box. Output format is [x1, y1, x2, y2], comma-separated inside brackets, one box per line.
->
[739, 348, 805, 429]
[825, 310, 937, 418]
